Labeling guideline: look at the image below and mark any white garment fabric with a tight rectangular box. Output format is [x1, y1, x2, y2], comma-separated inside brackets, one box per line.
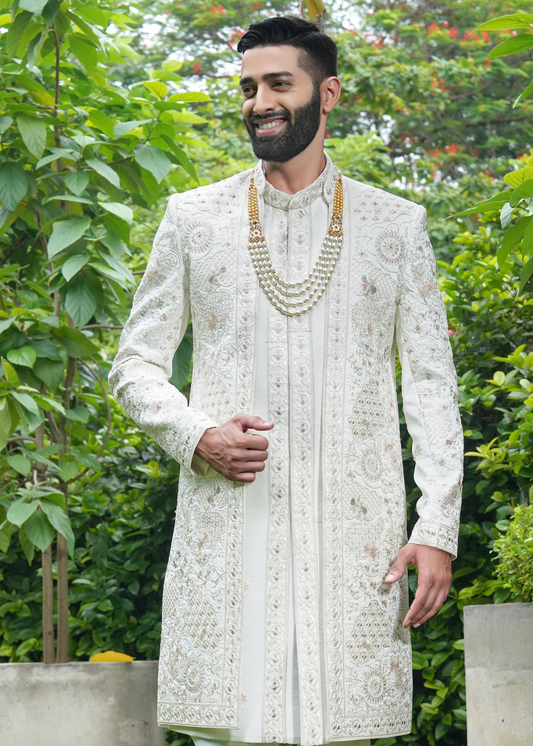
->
[109, 154, 463, 745]
[176, 169, 329, 744]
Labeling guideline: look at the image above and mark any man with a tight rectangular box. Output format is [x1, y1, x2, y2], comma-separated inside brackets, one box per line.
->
[109, 16, 463, 746]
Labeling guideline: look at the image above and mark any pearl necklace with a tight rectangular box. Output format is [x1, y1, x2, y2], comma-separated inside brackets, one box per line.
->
[247, 169, 343, 317]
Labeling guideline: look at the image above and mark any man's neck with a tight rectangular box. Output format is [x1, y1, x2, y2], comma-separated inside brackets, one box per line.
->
[263, 140, 326, 195]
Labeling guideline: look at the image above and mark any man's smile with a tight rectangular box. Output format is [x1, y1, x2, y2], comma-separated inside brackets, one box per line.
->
[251, 115, 288, 136]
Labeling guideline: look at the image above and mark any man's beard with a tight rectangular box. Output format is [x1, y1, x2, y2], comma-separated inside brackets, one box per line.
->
[245, 84, 322, 163]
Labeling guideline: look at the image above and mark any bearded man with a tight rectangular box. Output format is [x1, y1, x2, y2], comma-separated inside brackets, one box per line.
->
[109, 16, 463, 746]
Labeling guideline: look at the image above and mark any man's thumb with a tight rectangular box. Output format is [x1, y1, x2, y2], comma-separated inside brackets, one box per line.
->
[237, 414, 274, 431]
[385, 556, 408, 584]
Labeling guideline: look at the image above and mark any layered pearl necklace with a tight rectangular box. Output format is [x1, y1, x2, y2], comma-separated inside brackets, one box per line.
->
[247, 169, 344, 317]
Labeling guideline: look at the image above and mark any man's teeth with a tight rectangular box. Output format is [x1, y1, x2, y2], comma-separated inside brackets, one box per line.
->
[258, 120, 284, 130]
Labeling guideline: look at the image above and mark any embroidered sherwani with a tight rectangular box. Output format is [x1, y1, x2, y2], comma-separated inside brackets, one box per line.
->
[109, 155, 463, 746]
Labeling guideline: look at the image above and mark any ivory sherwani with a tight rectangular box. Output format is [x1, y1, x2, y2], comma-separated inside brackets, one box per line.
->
[109, 155, 463, 745]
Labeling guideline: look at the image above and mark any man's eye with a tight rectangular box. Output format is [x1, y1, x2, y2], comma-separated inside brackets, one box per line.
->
[242, 87, 255, 97]
[273, 81, 290, 88]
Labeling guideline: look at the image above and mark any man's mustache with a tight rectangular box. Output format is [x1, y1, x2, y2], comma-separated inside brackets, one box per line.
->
[248, 110, 290, 125]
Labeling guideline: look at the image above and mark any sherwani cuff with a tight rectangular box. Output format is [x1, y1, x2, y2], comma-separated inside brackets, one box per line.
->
[409, 519, 458, 560]
[179, 414, 219, 477]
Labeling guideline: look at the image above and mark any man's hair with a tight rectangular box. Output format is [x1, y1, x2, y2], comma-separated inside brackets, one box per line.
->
[237, 16, 338, 84]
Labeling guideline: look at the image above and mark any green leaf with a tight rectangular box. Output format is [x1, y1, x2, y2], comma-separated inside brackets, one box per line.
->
[160, 135, 198, 182]
[0, 162, 29, 212]
[411, 651, 428, 669]
[5, 10, 32, 58]
[134, 145, 172, 184]
[53, 326, 98, 358]
[41, 0, 62, 22]
[69, 34, 98, 71]
[64, 171, 90, 196]
[19, 0, 49, 12]
[2, 360, 19, 386]
[98, 201, 133, 223]
[167, 92, 211, 103]
[497, 216, 531, 265]
[477, 14, 533, 31]
[6, 454, 31, 476]
[85, 111, 115, 138]
[503, 167, 533, 188]
[18, 524, 35, 564]
[170, 324, 193, 391]
[47, 217, 91, 258]
[6, 498, 38, 527]
[113, 119, 152, 138]
[500, 202, 514, 229]
[64, 405, 89, 422]
[17, 116, 47, 160]
[11, 391, 40, 417]
[61, 252, 91, 281]
[143, 80, 168, 98]
[65, 276, 97, 328]
[0, 403, 11, 451]
[6, 346, 37, 369]
[23, 509, 56, 552]
[435, 721, 450, 741]
[0, 116, 13, 135]
[515, 78, 533, 107]
[518, 255, 533, 295]
[0, 522, 12, 554]
[40, 501, 75, 556]
[30, 339, 63, 361]
[86, 158, 120, 188]
[33, 358, 65, 389]
[0, 317, 14, 335]
[450, 191, 512, 218]
[488, 34, 533, 59]
[510, 178, 533, 207]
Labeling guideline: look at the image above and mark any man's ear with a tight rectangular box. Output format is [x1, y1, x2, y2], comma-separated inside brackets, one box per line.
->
[321, 76, 341, 114]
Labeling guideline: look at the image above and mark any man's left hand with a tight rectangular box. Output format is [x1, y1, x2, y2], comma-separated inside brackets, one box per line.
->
[385, 543, 452, 629]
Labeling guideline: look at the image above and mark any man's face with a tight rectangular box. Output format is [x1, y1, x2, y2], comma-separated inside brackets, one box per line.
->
[240, 45, 323, 163]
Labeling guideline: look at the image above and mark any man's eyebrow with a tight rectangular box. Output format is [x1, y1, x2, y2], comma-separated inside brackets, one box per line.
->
[239, 71, 294, 87]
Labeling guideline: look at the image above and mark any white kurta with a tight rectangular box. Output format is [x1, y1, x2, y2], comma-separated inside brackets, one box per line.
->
[109, 155, 463, 746]
[175, 164, 367, 746]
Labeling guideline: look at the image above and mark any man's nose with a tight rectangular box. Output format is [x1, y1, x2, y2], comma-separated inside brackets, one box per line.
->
[253, 84, 277, 116]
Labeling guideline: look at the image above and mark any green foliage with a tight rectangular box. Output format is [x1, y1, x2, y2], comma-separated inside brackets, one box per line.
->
[493, 503, 533, 601]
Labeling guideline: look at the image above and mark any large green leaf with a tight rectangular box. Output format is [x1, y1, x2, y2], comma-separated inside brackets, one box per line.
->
[85, 111, 116, 138]
[488, 34, 533, 59]
[23, 509, 56, 552]
[18, 524, 35, 565]
[134, 144, 172, 184]
[87, 158, 121, 188]
[519, 255, 533, 295]
[113, 119, 152, 137]
[6, 454, 31, 477]
[0, 404, 11, 451]
[33, 358, 65, 389]
[11, 391, 40, 417]
[30, 338, 63, 361]
[450, 191, 512, 218]
[503, 167, 533, 188]
[510, 178, 533, 207]
[7, 498, 39, 527]
[477, 14, 533, 30]
[65, 276, 97, 328]
[0, 162, 29, 212]
[47, 216, 91, 258]
[69, 34, 98, 72]
[19, 0, 49, 12]
[2, 360, 19, 385]
[0, 116, 13, 135]
[515, 78, 533, 107]
[53, 326, 98, 358]
[40, 501, 75, 556]
[17, 115, 47, 159]
[5, 10, 32, 58]
[497, 216, 531, 266]
[98, 201, 133, 223]
[64, 171, 90, 196]
[61, 252, 91, 281]
[0, 522, 12, 554]
[6, 346, 37, 368]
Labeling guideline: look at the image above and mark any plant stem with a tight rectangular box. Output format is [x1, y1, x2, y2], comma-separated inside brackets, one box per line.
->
[41, 545, 55, 664]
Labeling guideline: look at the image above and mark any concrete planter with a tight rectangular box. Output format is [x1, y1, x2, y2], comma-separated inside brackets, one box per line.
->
[464, 603, 533, 746]
[0, 660, 165, 746]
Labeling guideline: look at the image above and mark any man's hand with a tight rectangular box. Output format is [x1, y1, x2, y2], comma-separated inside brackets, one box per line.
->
[195, 414, 274, 482]
[385, 543, 452, 629]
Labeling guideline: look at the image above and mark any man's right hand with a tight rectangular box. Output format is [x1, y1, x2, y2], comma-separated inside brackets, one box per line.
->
[194, 414, 274, 482]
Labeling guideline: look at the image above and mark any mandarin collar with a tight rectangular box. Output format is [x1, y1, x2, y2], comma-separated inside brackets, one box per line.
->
[252, 152, 338, 211]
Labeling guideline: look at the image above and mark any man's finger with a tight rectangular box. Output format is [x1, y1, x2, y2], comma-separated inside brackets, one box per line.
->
[385, 552, 409, 583]
[413, 587, 450, 627]
[235, 414, 274, 432]
[241, 433, 270, 451]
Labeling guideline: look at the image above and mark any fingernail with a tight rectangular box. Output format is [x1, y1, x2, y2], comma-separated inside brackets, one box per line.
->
[385, 573, 394, 582]
[414, 623, 421, 628]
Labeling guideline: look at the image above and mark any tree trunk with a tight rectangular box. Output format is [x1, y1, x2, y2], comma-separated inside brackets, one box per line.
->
[55, 530, 69, 663]
[41, 544, 55, 663]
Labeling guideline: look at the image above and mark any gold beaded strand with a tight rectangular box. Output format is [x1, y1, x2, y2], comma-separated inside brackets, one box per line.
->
[248, 170, 343, 317]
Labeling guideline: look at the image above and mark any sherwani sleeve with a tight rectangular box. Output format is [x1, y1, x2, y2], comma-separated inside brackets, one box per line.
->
[108, 194, 218, 477]
[395, 204, 463, 558]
